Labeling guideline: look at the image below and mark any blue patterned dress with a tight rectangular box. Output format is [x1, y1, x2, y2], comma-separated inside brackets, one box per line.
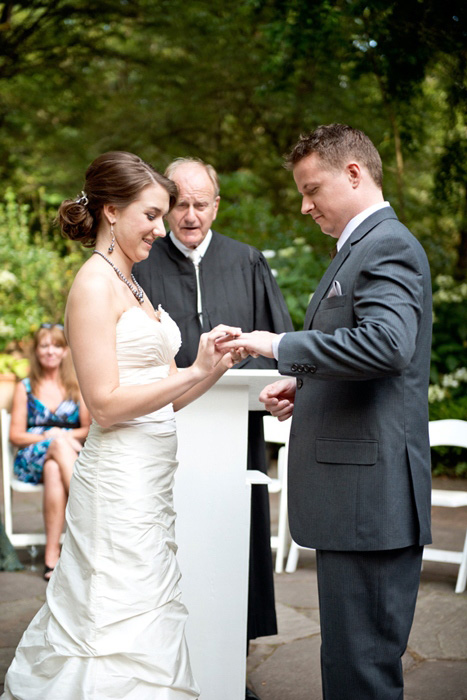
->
[13, 378, 81, 485]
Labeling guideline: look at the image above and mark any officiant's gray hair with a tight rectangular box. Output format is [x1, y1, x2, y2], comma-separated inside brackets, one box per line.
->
[165, 157, 220, 197]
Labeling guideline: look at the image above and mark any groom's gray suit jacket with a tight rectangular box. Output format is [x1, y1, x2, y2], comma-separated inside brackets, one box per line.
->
[278, 206, 432, 551]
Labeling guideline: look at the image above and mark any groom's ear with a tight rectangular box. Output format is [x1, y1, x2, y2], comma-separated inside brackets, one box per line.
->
[346, 162, 362, 188]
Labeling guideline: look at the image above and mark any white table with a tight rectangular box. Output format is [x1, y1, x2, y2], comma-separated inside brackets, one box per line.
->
[173, 369, 279, 700]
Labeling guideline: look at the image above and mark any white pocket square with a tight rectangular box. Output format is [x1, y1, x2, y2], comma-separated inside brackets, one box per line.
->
[327, 280, 342, 298]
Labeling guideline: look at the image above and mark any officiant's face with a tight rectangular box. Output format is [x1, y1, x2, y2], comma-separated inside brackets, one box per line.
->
[166, 163, 220, 249]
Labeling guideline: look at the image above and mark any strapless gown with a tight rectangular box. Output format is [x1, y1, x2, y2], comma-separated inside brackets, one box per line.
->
[3, 307, 200, 700]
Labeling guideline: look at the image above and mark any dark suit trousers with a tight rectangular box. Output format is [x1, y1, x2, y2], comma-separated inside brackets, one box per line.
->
[316, 545, 423, 700]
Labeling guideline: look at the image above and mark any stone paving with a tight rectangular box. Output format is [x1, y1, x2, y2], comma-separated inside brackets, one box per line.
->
[247, 553, 467, 700]
[246, 480, 467, 700]
[1, 475, 466, 699]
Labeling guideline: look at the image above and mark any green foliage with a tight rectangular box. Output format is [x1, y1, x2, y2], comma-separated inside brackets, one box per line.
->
[264, 241, 328, 330]
[216, 171, 286, 249]
[430, 275, 467, 382]
[217, 170, 331, 251]
[0, 353, 29, 378]
[431, 445, 467, 478]
[432, 62, 467, 281]
[429, 396, 467, 422]
[0, 189, 86, 350]
[0, 0, 463, 280]
[427, 275, 467, 476]
[1, 0, 466, 473]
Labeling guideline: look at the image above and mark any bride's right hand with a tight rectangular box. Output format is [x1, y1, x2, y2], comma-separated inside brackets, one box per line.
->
[192, 325, 242, 378]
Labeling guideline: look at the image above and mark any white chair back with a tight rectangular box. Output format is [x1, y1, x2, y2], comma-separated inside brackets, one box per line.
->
[1, 408, 46, 547]
[428, 419, 467, 449]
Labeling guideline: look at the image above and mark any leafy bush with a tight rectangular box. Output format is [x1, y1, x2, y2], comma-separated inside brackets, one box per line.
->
[0, 189, 86, 351]
[217, 171, 287, 250]
[0, 354, 29, 378]
[262, 240, 328, 329]
[428, 276, 467, 476]
[428, 277, 467, 413]
[430, 275, 467, 382]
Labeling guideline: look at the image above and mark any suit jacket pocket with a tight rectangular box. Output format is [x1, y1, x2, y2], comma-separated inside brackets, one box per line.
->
[316, 437, 378, 465]
[319, 294, 347, 310]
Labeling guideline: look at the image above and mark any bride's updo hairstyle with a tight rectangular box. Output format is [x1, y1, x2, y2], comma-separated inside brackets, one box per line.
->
[58, 151, 178, 248]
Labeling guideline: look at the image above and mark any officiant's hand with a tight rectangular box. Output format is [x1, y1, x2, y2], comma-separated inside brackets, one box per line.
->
[216, 330, 277, 359]
[193, 325, 242, 377]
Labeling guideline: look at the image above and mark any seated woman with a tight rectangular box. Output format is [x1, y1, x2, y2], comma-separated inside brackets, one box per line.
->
[9, 323, 90, 580]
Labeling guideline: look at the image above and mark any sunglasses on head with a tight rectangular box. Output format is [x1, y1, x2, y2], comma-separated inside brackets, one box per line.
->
[40, 323, 64, 330]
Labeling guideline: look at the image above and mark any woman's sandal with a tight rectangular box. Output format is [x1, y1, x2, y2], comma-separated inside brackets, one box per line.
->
[43, 565, 55, 582]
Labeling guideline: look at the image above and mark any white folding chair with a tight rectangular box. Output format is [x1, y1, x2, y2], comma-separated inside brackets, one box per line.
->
[285, 539, 312, 574]
[424, 419, 467, 593]
[263, 415, 291, 573]
[1, 408, 46, 547]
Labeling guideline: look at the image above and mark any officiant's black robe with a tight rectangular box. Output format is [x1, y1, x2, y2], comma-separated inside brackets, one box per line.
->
[134, 231, 294, 641]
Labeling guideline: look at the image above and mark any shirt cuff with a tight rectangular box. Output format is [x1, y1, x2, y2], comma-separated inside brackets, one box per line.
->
[272, 333, 286, 361]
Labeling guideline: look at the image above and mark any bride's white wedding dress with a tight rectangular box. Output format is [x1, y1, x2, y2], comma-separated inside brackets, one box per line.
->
[3, 306, 200, 700]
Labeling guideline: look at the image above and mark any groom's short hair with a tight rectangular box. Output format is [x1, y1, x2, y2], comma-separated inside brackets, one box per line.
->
[285, 124, 383, 189]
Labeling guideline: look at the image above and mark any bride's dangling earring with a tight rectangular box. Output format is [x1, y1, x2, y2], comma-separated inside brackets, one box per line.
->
[108, 223, 116, 254]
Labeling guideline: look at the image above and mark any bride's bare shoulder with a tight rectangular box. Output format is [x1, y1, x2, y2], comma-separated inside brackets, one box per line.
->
[69, 256, 112, 299]
[66, 257, 117, 328]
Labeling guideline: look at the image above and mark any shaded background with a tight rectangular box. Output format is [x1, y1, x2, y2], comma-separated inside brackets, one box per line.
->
[1, 0, 466, 472]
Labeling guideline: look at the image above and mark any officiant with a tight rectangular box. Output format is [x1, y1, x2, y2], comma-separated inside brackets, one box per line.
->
[134, 157, 293, 699]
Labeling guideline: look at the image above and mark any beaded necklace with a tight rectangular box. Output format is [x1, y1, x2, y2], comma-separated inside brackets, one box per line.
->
[92, 250, 144, 304]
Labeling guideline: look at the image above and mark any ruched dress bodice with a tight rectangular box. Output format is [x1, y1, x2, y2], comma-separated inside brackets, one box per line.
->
[112, 305, 182, 429]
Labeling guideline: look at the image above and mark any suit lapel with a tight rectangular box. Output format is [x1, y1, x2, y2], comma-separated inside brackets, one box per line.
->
[304, 249, 350, 328]
[303, 207, 399, 330]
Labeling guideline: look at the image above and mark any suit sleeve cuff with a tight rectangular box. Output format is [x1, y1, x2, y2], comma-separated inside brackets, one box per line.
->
[272, 333, 286, 360]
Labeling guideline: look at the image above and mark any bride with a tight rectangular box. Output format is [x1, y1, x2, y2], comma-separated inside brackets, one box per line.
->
[2, 151, 242, 700]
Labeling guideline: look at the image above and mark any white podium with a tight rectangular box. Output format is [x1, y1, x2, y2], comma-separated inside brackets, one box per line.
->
[173, 369, 280, 700]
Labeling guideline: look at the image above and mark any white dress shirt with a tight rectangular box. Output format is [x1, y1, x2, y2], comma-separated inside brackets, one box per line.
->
[169, 230, 213, 326]
[337, 201, 390, 251]
[169, 229, 213, 258]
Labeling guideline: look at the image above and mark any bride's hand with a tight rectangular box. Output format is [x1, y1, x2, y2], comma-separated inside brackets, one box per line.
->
[193, 325, 242, 377]
[220, 346, 250, 369]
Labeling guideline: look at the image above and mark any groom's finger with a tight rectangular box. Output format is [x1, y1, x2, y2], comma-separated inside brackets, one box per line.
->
[211, 324, 242, 338]
[259, 381, 284, 401]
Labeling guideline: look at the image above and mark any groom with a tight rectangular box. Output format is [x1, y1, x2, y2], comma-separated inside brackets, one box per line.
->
[219, 124, 433, 700]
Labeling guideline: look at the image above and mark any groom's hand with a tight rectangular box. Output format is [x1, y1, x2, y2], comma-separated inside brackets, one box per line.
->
[216, 330, 277, 359]
[259, 378, 297, 421]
